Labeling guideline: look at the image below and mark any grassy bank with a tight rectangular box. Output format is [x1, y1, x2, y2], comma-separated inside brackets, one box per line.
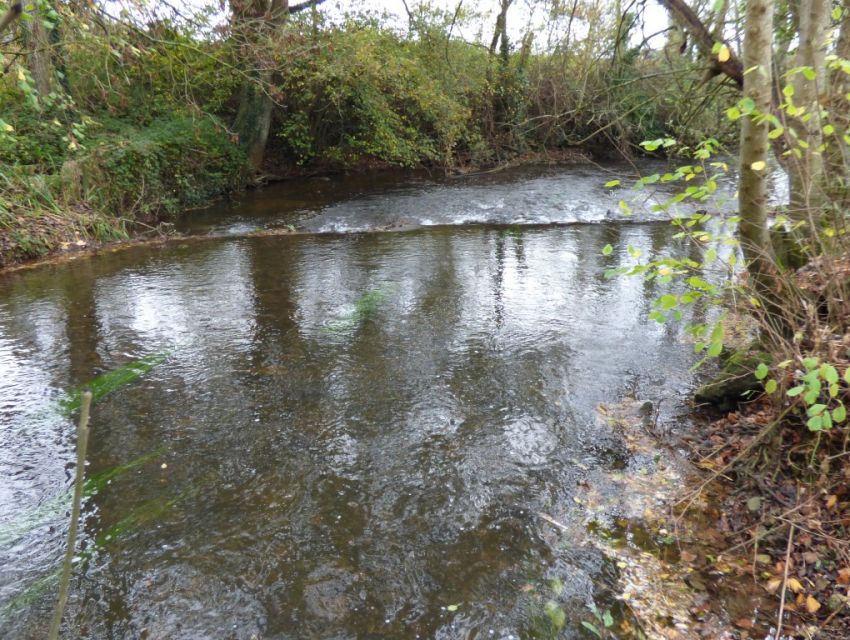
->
[0, 113, 247, 267]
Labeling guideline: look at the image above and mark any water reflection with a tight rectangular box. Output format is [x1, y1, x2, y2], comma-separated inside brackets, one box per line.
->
[0, 218, 711, 638]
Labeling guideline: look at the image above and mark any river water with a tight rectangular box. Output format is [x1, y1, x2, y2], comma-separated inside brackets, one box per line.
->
[1, 165, 722, 638]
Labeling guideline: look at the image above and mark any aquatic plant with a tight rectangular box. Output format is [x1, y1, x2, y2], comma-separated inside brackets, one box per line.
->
[59, 353, 168, 416]
[323, 286, 393, 332]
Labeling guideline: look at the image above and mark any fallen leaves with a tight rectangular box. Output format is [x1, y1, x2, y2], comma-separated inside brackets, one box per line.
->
[805, 594, 822, 614]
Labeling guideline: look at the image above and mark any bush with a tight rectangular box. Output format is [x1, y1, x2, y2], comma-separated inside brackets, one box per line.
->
[78, 114, 246, 217]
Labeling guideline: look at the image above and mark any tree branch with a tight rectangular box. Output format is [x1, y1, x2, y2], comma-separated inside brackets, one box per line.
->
[288, 0, 327, 15]
[0, 2, 22, 39]
[657, 0, 743, 89]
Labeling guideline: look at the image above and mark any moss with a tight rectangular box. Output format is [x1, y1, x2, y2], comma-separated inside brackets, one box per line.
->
[694, 347, 770, 409]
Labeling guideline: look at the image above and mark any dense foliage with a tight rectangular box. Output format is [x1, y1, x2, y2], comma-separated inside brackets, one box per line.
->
[0, 0, 741, 264]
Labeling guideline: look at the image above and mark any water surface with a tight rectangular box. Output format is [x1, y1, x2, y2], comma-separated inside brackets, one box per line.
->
[0, 165, 716, 639]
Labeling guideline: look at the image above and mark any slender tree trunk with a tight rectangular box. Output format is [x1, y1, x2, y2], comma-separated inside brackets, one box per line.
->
[232, 0, 287, 174]
[233, 75, 275, 172]
[824, 0, 850, 202]
[27, 3, 55, 96]
[788, 0, 829, 215]
[739, 0, 783, 329]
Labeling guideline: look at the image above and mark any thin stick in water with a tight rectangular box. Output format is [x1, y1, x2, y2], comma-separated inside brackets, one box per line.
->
[48, 390, 92, 640]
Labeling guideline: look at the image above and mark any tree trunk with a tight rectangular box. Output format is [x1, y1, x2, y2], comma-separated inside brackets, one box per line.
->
[826, 0, 850, 191]
[788, 0, 829, 215]
[230, 0, 325, 174]
[231, 0, 286, 174]
[233, 74, 275, 172]
[27, 3, 55, 97]
[739, 0, 783, 329]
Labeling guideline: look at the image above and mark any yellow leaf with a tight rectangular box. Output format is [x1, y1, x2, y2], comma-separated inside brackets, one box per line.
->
[806, 595, 821, 613]
[826, 494, 838, 508]
[718, 45, 731, 62]
[750, 160, 767, 171]
[787, 577, 804, 593]
[765, 578, 783, 593]
[2, 123, 12, 133]
[16, 67, 25, 82]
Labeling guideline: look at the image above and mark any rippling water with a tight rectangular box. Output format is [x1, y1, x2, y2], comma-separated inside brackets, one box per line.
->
[0, 166, 722, 638]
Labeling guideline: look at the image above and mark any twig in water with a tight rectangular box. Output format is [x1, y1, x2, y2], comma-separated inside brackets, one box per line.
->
[48, 390, 92, 640]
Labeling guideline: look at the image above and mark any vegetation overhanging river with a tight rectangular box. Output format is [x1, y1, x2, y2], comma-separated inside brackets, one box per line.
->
[0, 164, 748, 638]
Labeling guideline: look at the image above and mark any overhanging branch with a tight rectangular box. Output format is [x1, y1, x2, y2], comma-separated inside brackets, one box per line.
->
[657, 0, 743, 89]
[288, 0, 327, 15]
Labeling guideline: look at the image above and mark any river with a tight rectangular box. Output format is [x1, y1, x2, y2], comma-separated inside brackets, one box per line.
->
[1, 164, 726, 638]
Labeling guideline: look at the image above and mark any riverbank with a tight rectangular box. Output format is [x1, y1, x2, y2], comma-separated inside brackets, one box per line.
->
[0, 114, 247, 269]
[0, 144, 594, 271]
[601, 383, 850, 638]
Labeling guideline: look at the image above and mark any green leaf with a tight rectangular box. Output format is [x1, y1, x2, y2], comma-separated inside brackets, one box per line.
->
[807, 403, 827, 417]
[738, 97, 755, 112]
[602, 610, 614, 627]
[604, 180, 620, 188]
[708, 341, 723, 357]
[755, 363, 769, 380]
[807, 415, 823, 431]
[765, 379, 778, 394]
[446, 604, 460, 612]
[687, 276, 713, 291]
[710, 322, 725, 342]
[822, 411, 833, 429]
[833, 403, 846, 423]
[786, 385, 804, 397]
[659, 294, 678, 310]
[602, 244, 613, 256]
[822, 364, 839, 384]
[804, 388, 820, 405]
[803, 357, 819, 370]
[581, 621, 602, 637]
